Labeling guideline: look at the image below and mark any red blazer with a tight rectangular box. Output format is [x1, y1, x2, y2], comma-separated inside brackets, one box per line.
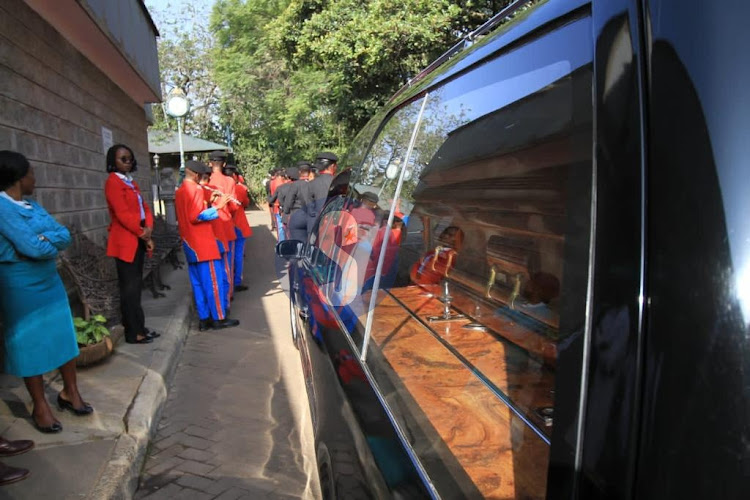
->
[233, 183, 253, 238]
[105, 173, 153, 262]
[208, 172, 237, 243]
[269, 176, 285, 214]
[203, 182, 234, 246]
[175, 180, 221, 262]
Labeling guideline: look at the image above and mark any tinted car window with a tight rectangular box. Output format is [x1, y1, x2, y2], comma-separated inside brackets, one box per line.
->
[342, 13, 594, 499]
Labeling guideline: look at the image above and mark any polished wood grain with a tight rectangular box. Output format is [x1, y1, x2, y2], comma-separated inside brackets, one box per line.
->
[392, 286, 557, 412]
[408, 283, 558, 367]
[363, 288, 552, 499]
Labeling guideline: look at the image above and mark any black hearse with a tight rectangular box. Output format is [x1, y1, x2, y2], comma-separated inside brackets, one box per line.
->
[277, 0, 750, 498]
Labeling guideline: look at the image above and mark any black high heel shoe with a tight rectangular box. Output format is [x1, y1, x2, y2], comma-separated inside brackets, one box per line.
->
[126, 336, 153, 344]
[144, 328, 161, 339]
[32, 417, 62, 434]
[57, 394, 94, 416]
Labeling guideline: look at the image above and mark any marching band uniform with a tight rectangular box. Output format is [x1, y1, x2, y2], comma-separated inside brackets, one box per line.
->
[232, 174, 252, 291]
[202, 179, 233, 312]
[209, 168, 238, 299]
[176, 161, 239, 330]
[268, 173, 289, 240]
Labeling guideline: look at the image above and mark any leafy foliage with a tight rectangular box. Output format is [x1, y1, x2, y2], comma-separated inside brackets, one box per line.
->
[149, 3, 224, 142]
[149, 0, 523, 196]
[74, 315, 110, 346]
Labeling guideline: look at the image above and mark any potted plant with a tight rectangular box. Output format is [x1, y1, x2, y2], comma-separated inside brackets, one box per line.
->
[74, 315, 114, 367]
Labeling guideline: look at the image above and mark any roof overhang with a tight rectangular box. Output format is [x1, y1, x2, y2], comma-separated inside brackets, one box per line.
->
[23, 0, 161, 105]
[148, 130, 230, 154]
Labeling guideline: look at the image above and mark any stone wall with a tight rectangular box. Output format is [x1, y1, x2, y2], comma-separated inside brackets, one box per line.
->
[0, 0, 154, 248]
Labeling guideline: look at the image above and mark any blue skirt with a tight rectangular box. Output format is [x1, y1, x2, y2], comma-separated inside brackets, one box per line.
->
[0, 259, 79, 377]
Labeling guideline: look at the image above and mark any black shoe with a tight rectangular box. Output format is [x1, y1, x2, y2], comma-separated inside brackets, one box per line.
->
[0, 438, 34, 457]
[0, 461, 30, 486]
[32, 417, 62, 434]
[235, 285, 249, 292]
[126, 336, 153, 344]
[57, 393, 94, 416]
[198, 319, 214, 331]
[144, 328, 161, 339]
[213, 318, 240, 329]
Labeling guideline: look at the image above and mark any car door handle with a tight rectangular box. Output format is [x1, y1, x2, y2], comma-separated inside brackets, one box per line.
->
[299, 306, 310, 319]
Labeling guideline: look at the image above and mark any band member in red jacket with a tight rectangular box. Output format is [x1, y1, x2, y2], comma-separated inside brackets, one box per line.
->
[207, 151, 238, 299]
[176, 160, 239, 331]
[104, 144, 159, 344]
[224, 164, 253, 292]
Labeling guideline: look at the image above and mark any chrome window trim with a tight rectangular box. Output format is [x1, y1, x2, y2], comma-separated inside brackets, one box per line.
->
[360, 93, 430, 363]
[573, 105, 598, 492]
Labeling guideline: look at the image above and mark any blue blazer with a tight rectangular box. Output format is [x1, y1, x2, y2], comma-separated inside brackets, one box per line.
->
[0, 196, 71, 262]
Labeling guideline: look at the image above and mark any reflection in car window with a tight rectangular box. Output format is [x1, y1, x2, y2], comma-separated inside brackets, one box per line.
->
[340, 114, 384, 171]
[334, 12, 594, 499]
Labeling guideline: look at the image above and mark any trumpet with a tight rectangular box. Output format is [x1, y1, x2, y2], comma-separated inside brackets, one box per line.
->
[199, 184, 243, 206]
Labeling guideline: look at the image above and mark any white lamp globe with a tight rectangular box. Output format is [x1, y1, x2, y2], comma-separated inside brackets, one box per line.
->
[166, 88, 189, 118]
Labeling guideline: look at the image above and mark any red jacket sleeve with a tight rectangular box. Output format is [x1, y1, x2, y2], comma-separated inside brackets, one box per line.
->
[216, 205, 233, 222]
[188, 184, 209, 224]
[236, 184, 250, 208]
[206, 183, 233, 221]
[105, 175, 144, 236]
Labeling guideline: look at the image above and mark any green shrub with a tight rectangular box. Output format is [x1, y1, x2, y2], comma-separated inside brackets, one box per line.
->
[74, 315, 110, 346]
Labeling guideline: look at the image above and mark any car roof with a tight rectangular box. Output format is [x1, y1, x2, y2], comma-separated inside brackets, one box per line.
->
[390, 0, 590, 107]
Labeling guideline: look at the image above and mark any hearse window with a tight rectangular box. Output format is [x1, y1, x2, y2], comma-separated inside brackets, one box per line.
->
[310, 98, 429, 350]
[342, 11, 594, 499]
[308, 195, 347, 290]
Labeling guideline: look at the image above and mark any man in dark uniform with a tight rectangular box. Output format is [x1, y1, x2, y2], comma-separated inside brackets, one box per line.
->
[284, 161, 314, 241]
[268, 167, 298, 240]
[304, 152, 338, 236]
[280, 163, 310, 224]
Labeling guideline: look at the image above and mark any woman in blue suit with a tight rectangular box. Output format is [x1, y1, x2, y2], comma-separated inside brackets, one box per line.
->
[0, 151, 93, 433]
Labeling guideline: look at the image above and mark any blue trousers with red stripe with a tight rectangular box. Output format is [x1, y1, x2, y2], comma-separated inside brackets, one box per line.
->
[188, 259, 227, 321]
[222, 240, 235, 307]
[233, 233, 246, 286]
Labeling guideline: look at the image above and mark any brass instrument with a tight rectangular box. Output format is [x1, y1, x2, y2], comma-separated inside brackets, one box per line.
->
[199, 184, 243, 206]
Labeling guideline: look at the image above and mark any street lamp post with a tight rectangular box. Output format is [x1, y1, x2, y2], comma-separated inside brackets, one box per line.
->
[164, 88, 190, 225]
[165, 87, 190, 181]
[152, 153, 160, 215]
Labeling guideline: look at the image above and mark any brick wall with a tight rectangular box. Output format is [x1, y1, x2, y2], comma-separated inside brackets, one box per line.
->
[0, 0, 154, 249]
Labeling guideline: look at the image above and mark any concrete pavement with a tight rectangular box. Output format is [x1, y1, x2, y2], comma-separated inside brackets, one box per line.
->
[0, 209, 315, 499]
[135, 210, 319, 499]
[0, 257, 192, 499]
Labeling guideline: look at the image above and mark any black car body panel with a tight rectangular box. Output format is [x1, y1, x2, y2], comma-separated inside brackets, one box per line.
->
[278, 0, 750, 498]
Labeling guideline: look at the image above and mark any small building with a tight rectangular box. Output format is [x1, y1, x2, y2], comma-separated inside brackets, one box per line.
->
[0, 0, 161, 247]
[148, 129, 230, 172]
[147, 130, 230, 220]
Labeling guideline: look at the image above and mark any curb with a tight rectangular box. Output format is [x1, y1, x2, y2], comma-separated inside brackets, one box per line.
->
[87, 294, 193, 499]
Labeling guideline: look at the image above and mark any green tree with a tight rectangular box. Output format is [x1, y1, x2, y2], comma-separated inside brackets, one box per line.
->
[270, 0, 462, 133]
[149, 3, 223, 142]
[206, 0, 523, 196]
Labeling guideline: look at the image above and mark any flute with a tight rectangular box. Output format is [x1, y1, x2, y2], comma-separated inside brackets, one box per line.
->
[199, 184, 243, 206]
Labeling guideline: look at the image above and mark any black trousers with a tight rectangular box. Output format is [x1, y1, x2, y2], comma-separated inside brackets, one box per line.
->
[116, 240, 146, 341]
[288, 209, 309, 241]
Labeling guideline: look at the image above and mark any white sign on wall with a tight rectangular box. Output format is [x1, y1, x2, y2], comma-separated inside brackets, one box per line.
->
[101, 126, 113, 153]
